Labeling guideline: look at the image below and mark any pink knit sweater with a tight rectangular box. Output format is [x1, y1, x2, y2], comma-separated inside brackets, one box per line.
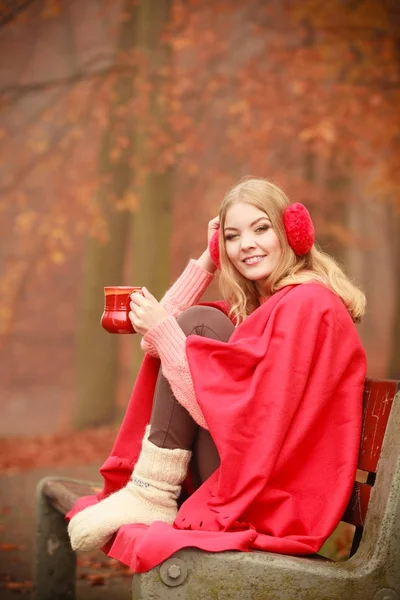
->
[142, 260, 216, 429]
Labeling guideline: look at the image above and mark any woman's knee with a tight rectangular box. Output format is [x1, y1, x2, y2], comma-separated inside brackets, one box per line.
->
[177, 306, 234, 342]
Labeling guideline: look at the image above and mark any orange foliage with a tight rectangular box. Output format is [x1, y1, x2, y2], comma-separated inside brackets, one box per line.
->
[0, 427, 119, 474]
[0, 0, 399, 338]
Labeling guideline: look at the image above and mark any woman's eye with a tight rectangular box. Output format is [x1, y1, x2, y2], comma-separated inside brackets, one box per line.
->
[255, 225, 269, 233]
[225, 233, 238, 241]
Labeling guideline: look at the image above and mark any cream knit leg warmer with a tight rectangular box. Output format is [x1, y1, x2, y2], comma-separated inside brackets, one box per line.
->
[67, 426, 191, 552]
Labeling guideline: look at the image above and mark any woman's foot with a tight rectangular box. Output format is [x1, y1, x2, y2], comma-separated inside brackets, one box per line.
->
[67, 429, 191, 552]
[67, 481, 177, 551]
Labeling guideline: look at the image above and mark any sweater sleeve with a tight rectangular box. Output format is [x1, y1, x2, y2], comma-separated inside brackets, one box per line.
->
[141, 260, 214, 357]
[143, 315, 208, 429]
[160, 259, 214, 317]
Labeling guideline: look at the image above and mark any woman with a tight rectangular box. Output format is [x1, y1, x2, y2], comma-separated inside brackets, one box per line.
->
[67, 178, 367, 573]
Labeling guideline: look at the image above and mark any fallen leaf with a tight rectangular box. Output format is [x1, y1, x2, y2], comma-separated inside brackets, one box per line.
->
[87, 574, 107, 586]
[3, 580, 32, 590]
[1, 544, 20, 551]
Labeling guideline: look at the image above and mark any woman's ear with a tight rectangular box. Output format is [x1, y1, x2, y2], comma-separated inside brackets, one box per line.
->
[209, 228, 220, 269]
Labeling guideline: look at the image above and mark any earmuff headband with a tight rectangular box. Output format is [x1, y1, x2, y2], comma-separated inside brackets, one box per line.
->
[208, 202, 315, 269]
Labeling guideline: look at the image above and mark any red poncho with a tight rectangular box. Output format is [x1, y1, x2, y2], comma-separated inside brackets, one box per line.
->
[67, 283, 366, 573]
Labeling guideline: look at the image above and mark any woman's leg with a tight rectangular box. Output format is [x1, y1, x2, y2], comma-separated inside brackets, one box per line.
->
[68, 306, 234, 551]
[148, 305, 235, 486]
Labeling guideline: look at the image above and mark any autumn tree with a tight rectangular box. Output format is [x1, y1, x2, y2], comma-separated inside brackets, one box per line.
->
[73, 0, 174, 428]
[0, 0, 399, 433]
[73, 0, 139, 429]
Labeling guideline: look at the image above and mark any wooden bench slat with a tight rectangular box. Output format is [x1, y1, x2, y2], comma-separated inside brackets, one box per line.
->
[43, 480, 99, 515]
[359, 379, 399, 473]
[342, 380, 399, 528]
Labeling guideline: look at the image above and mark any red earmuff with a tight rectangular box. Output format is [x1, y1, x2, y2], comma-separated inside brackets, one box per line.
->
[209, 229, 220, 269]
[283, 203, 315, 256]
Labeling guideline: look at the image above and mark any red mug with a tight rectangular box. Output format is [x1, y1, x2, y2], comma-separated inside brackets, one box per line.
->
[101, 286, 143, 334]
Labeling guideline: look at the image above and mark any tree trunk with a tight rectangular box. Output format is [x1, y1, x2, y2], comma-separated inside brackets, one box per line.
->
[130, 0, 173, 381]
[388, 210, 400, 379]
[73, 0, 138, 429]
[388, 33, 400, 379]
[323, 170, 349, 266]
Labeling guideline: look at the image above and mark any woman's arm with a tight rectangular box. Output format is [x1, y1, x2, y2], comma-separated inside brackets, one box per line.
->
[159, 255, 216, 318]
[142, 215, 219, 358]
[141, 253, 216, 357]
[155, 214, 219, 319]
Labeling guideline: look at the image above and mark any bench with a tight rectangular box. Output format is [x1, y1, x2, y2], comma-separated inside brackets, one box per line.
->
[34, 378, 400, 600]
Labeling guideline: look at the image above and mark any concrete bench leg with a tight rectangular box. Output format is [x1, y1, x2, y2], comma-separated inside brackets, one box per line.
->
[34, 478, 76, 600]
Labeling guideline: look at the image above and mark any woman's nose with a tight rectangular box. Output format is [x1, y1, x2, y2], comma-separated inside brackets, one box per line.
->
[240, 233, 256, 249]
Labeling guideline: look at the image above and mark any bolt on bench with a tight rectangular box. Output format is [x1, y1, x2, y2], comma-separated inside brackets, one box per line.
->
[34, 378, 400, 600]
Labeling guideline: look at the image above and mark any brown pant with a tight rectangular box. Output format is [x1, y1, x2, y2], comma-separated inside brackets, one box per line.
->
[148, 305, 235, 489]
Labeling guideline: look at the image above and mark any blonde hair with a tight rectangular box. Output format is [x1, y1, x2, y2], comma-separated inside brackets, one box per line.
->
[218, 177, 366, 324]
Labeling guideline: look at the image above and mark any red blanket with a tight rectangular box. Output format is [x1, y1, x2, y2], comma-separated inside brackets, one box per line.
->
[67, 284, 366, 573]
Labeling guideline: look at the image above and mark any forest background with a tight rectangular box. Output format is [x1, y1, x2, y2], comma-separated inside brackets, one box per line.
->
[0, 0, 399, 472]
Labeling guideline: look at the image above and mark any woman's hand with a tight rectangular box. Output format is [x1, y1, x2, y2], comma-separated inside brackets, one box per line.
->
[196, 216, 220, 273]
[207, 216, 220, 245]
[129, 288, 170, 336]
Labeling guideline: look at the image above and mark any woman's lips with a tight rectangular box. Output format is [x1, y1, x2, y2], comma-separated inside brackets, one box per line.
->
[243, 255, 266, 265]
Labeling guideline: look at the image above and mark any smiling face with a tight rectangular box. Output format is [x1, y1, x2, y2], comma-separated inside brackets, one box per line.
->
[223, 201, 282, 291]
